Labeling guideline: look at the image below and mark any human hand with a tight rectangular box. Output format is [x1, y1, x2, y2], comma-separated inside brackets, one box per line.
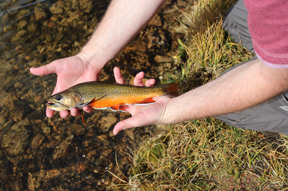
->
[112, 67, 172, 135]
[30, 55, 101, 118]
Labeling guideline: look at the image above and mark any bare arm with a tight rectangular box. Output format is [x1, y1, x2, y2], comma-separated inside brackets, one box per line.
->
[113, 59, 288, 134]
[78, 0, 165, 68]
[162, 59, 288, 123]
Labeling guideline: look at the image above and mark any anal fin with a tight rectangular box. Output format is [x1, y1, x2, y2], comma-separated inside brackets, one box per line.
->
[110, 104, 129, 112]
[140, 97, 155, 103]
[110, 104, 120, 110]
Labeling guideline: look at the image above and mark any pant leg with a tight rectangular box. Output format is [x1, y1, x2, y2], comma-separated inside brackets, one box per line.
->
[222, 0, 254, 53]
[216, 0, 288, 135]
[216, 93, 288, 136]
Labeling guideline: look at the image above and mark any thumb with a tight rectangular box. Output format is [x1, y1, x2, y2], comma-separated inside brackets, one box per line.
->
[30, 61, 58, 76]
[113, 113, 151, 135]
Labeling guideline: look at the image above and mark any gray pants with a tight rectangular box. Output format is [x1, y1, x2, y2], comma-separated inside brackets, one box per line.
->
[216, 0, 288, 135]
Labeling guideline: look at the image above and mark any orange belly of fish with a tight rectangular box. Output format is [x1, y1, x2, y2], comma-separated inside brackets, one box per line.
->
[88, 94, 160, 110]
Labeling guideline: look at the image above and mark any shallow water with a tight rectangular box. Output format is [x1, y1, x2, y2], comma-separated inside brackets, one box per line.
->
[0, 0, 191, 190]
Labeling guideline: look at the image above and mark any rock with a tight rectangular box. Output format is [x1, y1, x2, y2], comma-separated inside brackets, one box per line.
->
[97, 134, 109, 143]
[34, 95, 42, 103]
[147, 29, 169, 51]
[16, 9, 30, 20]
[48, 16, 58, 28]
[17, 20, 27, 29]
[1, 12, 9, 23]
[76, 162, 87, 173]
[43, 127, 51, 135]
[27, 23, 38, 32]
[73, 124, 86, 135]
[149, 14, 162, 26]
[79, 0, 93, 13]
[14, 82, 23, 89]
[125, 129, 135, 141]
[100, 149, 112, 159]
[11, 30, 26, 42]
[2, 120, 30, 156]
[87, 150, 97, 160]
[30, 133, 45, 149]
[0, 116, 5, 125]
[50, 3, 64, 14]
[154, 55, 173, 63]
[52, 134, 74, 160]
[170, 22, 188, 34]
[97, 113, 118, 133]
[3, 25, 12, 33]
[45, 34, 53, 42]
[34, 7, 47, 21]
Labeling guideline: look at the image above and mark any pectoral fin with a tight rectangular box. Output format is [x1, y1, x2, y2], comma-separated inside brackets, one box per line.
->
[87, 94, 106, 109]
[81, 111, 87, 127]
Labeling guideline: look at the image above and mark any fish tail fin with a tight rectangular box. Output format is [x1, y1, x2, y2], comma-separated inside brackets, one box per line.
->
[157, 83, 178, 97]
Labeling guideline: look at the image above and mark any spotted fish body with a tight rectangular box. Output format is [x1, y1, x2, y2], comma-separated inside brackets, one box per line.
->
[46, 81, 178, 111]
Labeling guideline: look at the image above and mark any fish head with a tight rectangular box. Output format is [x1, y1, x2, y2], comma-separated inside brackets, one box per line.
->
[46, 90, 83, 111]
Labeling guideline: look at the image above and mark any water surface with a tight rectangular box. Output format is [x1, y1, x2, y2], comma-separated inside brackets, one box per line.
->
[0, 0, 191, 189]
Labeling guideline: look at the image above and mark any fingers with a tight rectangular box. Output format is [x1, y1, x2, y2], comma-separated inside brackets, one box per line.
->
[134, 72, 145, 86]
[145, 79, 155, 87]
[83, 106, 93, 113]
[46, 108, 70, 118]
[46, 108, 55, 118]
[46, 107, 90, 118]
[134, 72, 155, 87]
[60, 110, 69, 118]
[113, 67, 125, 84]
[30, 61, 58, 76]
[70, 108, 80, 117]
[113, 67, 156, 87]
[113, 113, 149, 135]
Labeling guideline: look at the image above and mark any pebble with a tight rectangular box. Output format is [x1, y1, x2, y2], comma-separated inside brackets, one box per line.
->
[154, 55, 173, 63]
[17, 20, 27, 29]
[49, 4, 64, 15]
[30, 134, 44, 149]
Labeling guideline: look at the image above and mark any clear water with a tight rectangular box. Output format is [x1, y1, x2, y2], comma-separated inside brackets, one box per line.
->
[0, 0, 188, 189]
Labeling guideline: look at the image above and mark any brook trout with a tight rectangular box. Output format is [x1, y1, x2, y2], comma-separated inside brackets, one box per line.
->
[46, 81, 178, 112]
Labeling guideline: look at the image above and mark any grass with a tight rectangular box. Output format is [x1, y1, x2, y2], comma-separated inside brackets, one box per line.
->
[109, 0, 288, 190]
[126, 121, 288, 190]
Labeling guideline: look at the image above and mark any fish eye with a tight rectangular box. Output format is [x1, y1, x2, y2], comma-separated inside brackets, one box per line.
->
[55, 95, 62, 101]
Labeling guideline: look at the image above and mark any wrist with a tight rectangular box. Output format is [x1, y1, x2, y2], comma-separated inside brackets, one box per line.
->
[157, 97, 177, 124]
[77, 45, 109, 70]
[77, 42, 114, 70]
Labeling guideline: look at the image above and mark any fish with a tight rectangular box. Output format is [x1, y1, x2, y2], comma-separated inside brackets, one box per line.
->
[46, 81, 178, 125]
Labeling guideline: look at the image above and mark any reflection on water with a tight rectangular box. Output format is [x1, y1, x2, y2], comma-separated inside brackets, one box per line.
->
[0, 0, 191, 189]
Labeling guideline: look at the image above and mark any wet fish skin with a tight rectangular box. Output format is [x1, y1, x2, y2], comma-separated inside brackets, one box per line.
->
[46, 81, 178, 111]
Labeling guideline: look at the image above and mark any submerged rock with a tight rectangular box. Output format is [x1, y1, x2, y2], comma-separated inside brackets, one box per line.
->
[34, 7, 47, 21]
[154, 55, 173, 63]
[17, 20, 27, 29]
[49, 3, 64, 15]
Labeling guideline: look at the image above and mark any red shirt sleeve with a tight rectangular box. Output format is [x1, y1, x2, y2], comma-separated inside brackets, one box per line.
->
[244, 0, 288, 68]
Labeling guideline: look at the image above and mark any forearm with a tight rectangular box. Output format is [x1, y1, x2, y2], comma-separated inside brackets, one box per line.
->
[162, 59, 288, 124]
[78, 0, 165, 68]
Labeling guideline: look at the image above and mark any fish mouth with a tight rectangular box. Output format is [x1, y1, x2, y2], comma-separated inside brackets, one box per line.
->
[46, 100, 69, 111]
